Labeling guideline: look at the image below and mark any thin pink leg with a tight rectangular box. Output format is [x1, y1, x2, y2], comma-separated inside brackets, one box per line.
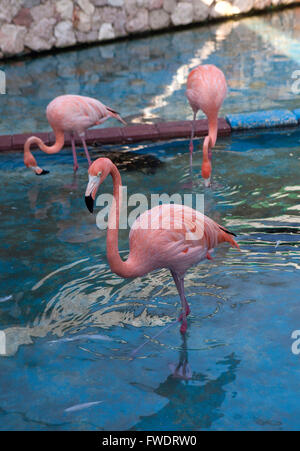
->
[189, 112, 197, 166]
[130, 271, 190, 358]
[71, 135, 78, 172]
[81, 137, 92, 167]
[171, 271, 190, 333]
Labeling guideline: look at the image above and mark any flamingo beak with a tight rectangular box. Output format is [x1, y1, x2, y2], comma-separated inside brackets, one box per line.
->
[85, 174, 100, 213]
[36, 169, 50, 176]
[85, 195, 94, 213]
[30, 166, 49, 175]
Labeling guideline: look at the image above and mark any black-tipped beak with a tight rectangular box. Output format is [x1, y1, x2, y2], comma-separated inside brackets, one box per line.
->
[85, 195, 94, 213]
[36, 169, 50, 176]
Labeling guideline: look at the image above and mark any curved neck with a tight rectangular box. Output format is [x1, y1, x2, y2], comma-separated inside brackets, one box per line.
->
[24, 130, 65, 168]
[207, 114, 218, 148]
[106, 165, 136, 279]
[202, 136, 211, 162]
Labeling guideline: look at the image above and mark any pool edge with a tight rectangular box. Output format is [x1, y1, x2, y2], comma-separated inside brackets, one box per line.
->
[0, 109, 299, 152]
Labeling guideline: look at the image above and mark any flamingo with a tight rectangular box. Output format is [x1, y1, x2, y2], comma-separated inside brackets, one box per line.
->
[24, 95, 126, 175]
[85, 158, 239, 335]
[186, 65, 227, 186]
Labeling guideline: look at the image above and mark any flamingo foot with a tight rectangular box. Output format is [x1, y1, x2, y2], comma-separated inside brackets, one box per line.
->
[178, 305, 190, 322]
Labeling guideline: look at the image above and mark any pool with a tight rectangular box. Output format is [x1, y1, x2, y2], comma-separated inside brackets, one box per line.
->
[0, 126, 300, 430]
[1, 7, 300, 135]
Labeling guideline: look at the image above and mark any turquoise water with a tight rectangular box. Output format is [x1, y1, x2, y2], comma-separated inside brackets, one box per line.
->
[1, 5, 300, 432]
[1, 7, 300, 134]
[0, 128, 300, 430]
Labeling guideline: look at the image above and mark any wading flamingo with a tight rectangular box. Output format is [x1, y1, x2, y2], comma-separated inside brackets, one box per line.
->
[85, 158, 239, 335]
[186, 65, 227, 186]
[24, 95, 126, 175]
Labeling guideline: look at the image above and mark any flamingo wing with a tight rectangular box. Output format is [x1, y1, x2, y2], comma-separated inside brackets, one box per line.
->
[129, 204, 238, 275]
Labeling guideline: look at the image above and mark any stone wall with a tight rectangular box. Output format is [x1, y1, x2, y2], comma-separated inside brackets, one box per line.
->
[0, 0, 297, 59]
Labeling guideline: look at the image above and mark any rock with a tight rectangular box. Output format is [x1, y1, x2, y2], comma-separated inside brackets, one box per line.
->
[163, 0, 176, 13]
[94, 0, 108, 5]
[0, 0, 23, 23]
[23, 0, 40, 7]
[193, 0, 210, 20]
[125, 0, 138, 15]
[0, 24, 26, 55]
[13, 7, 33, 28]
[171, 2, 193, 25]
[137, 0, 148, 7]
[76, 10, 92, 32]
[55, 0, 74, 20]
[30, 1, 55, 21]
[76, 30, 98, 42]
[25, 18, 56, 51]
[76, 0, 95, 15]
[233, 0, 254, 12]
[148, 0, 163, 9]
[253, 0, 270, 8]
[149, 9, 170, 29]
[55, 20, 76, 47]
[126, 8, 149, 32]
[98, 22, 115, 40]
[102, 6, 119, 21]
[210, 1, 240, 17]
[92, 8, 103, 29]
[113, 9, 127, 36]
[108, 0, 124, 6]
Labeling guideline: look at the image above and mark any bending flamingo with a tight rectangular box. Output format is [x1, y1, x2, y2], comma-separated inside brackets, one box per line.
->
[186, 65, 227, 185]
[24, 95, 126, 175]
[85, 158, 239, 334]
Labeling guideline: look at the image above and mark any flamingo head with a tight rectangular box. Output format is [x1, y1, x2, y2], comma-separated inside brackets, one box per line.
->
[202, 161, 211, 187]
[85, 158, 113, 213]
[24, 152, 49, 175]
[24, 138, 49, 175]
[202, 136, 212, 187]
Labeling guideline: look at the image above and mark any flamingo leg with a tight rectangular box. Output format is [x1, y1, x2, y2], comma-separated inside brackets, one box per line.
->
[81, 137, 92, 167]
[71, 134, 78, 172]
[189, 112, 197, 165]
[130, 272, 190, 358]
[171, 271, 190, 318]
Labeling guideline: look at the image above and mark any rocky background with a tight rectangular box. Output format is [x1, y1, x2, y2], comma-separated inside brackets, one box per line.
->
[0, 0, 297, 59]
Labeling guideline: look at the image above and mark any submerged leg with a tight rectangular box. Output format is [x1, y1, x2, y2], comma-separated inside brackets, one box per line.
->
[171, 271, 189, 334]
[171, 271, 190, 319]
[71, 134, 78, 172]
[81, 137, 92, 167]
[130, 272, 188, 358]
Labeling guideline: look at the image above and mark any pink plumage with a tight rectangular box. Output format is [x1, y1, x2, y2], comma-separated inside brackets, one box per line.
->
[85, 158, 239, 334]
[186, 65, 227, 185]
[24, 95, 126, 175]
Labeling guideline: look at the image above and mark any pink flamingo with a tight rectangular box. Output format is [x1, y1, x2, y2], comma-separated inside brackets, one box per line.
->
[24, 95, 126, 175]
[186, 65, 227, 186]
[85, 158, 239, 335]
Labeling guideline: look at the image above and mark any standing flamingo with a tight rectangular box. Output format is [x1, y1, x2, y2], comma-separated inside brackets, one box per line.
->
[186, 65, 227, 186]
[24, 95, 126, 175]
[85, 158, 239, 334]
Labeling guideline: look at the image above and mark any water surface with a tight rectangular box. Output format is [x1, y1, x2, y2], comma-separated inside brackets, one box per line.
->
[0, 128, 299, 430]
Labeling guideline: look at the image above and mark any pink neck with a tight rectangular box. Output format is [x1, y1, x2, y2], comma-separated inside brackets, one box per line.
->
[24, 130, 65, 167]
[207, 114, 218, 148]
[106, 165, 137, 279]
